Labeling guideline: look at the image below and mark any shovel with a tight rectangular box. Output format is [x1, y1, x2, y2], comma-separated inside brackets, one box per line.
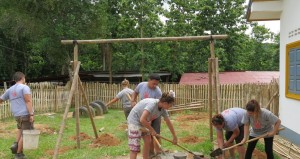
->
[140, 128, 197, 156]
[210, 127, 284, 157]
[152, 135, 167, 156]
[156, 134, 198, 156]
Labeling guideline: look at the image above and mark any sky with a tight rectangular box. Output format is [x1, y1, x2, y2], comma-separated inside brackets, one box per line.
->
[162, 1, 281, 34]
[245, 0, 280, 34]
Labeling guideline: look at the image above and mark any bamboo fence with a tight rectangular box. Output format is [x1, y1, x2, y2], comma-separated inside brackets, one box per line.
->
[0, 79, 279, 119]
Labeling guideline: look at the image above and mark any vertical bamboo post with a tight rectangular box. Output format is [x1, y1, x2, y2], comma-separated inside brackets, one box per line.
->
[73, 42, 81, 149]
[73, 42, 79, 70]
[53, 62, 81, 159]
[208, 58, 213, 142]
[75, 75, 80, 149]
[78, 77, 98, 138]
[108, 44, 112, 84]
[4, 82, 7, 90]
[214, 58, 220, 113]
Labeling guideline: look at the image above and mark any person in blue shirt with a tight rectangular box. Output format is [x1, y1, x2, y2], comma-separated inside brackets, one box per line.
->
[0, 72, 34, 159]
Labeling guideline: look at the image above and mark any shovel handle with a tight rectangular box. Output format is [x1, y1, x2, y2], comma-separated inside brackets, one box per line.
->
[153, 135, 162, 149]
[223, 127, 284, 151]
[156, 134, 195, 155]
[126, 93, 132, 101]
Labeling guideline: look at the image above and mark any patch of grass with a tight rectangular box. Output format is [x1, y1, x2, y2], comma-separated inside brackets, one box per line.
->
[0, 110, 282, 159]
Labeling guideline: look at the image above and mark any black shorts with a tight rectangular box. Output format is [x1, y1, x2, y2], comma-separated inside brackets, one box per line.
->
[225, 125, 244, 144]
[151, 116, 161, 134]
[15, 115, 33, 130]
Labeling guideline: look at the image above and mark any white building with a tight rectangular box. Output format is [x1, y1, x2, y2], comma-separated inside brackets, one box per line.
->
[247, 0, 300, 146]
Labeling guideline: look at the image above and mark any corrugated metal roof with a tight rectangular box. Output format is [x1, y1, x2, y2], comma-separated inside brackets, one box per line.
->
[179, 71, 279, 85]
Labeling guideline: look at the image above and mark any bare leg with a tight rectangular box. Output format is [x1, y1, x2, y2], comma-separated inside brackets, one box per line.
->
[17, 129, 22, 153]
[130, 151, 138, 159]
[237, 145, 245, 159]
[228, 142, 235, 159]
[142, 135, 151, 159]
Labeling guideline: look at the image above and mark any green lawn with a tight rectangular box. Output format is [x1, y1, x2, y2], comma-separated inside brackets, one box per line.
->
[0, 109, 281, 159]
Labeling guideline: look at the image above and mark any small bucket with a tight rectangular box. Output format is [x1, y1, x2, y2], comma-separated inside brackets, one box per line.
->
[173, 152, 187, 159]
[23, 129, 40, 149]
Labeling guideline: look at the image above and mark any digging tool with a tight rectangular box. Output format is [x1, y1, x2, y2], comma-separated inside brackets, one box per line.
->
[156, 134, 198, 156]
[140, 127, 167, 155]
[152, 135, 167, 155]
[140, 127, 201, 158]
[210, 127, 284, 157]
[126, 93, 132, 101]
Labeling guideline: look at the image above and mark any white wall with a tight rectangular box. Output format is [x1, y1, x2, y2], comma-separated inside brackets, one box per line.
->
[279, 0, 300, 134]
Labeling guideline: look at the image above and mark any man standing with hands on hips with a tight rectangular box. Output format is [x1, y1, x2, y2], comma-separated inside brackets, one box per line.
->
[0, 72, 34, 159]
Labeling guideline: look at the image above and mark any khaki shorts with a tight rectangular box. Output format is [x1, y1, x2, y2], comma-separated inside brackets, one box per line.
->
[15, 115, 33, 130]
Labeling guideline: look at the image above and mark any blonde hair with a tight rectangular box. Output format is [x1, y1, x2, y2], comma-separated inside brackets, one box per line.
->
[121, 79, 129, 86]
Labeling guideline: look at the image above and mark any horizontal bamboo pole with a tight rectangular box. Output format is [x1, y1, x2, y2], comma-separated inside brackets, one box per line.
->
[61, 35, 228, 45]
[169, 106, 204, 112]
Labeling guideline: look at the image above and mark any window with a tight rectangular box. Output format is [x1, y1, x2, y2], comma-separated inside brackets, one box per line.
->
[286, 40, 300, 100]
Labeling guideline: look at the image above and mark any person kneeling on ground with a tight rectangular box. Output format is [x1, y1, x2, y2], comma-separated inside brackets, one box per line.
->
[212, 107, 246, 159]
[127, 91, 177, 159]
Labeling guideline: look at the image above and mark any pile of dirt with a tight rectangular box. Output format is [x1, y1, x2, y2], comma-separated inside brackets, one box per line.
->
[90, 133, 120, 148]
[179, 135, 204, 144]
[35, 124, 56, 134]
[69, 132, 92, 141]
[45, 146, 75, 155]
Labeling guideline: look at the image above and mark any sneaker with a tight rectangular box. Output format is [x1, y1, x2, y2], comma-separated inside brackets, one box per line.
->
[10, 142, 18, 154]
[14, 153, 26, 159]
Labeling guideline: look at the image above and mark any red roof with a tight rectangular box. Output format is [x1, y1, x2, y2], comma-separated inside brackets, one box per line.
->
[179, 71, 279, 85]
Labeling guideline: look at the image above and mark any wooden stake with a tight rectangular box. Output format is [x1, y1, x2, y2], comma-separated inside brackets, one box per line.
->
[53, 62, 81, 159]
[78, 77, 98, 138]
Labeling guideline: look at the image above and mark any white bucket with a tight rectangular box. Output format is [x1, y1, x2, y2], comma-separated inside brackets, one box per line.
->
[23, 129, 41, 149]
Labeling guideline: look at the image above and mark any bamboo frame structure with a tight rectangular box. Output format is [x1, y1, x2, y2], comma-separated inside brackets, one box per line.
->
[60, 34, 227, 152]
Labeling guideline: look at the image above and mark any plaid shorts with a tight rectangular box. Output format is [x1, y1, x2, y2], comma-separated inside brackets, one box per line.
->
[128, 124, 150, 152]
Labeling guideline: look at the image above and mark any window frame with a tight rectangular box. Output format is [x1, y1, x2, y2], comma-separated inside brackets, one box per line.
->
[286, 40, 300, 100]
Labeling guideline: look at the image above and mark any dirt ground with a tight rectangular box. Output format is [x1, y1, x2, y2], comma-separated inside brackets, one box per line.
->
[45, 146, 76, 156]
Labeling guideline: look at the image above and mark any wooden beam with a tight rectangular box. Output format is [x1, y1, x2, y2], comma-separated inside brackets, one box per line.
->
[61, 35, 228, 45]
